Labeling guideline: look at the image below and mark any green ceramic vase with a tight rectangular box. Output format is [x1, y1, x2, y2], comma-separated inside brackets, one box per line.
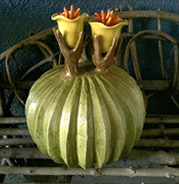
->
[25, 62, 146, 169]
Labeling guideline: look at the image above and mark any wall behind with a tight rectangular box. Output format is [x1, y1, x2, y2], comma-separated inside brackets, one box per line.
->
[0, 0, 178, 115]
[0, 0, 178, 53]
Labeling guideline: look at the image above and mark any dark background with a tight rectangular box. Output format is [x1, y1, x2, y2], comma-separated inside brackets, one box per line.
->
[0, 0, 179, 115]
[0, 0, 178, 51]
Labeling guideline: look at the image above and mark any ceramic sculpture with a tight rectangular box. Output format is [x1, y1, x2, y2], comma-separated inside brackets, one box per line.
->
[25, 6, 146, 169]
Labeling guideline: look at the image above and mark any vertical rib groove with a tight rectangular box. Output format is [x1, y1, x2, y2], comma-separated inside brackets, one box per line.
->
[88, 77, 111, 168]
[59, 78, 81, 167]
[94, 76, 126, 162]
[99, 75, 137, 157]
[27, 79, 63, 155]
[45, 79, 72, 163]
[77, 77, 93, 169]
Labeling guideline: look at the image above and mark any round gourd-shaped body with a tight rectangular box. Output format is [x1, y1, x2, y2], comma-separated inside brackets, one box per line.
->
[26, 63, 146, 169]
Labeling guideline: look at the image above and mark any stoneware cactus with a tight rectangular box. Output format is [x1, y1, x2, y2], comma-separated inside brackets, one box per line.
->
[26, 8, 146, 169]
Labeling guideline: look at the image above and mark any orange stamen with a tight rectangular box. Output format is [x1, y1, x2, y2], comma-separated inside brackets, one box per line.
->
[110, 17, 122, 26]
[74, 8, 81, 18]
[105, 16, 112, 26]
[106, 11, 110, 20]
[110, 10, 114, 17]
[64, 7, 69, 18]
[70, 5, 75, 19]
[94, 12, 102, 22]
[101, 10, 106, 24]
[94, 10, 122, 26]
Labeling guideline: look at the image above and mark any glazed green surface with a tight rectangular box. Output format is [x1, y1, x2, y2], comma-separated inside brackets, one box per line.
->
[25, 63, 146, 169]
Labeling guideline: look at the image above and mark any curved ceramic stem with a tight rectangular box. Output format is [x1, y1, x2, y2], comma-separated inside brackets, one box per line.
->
[53, 28, 84, 77]
[63, 61, 78, 77]
[90, 35, 121, 73]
